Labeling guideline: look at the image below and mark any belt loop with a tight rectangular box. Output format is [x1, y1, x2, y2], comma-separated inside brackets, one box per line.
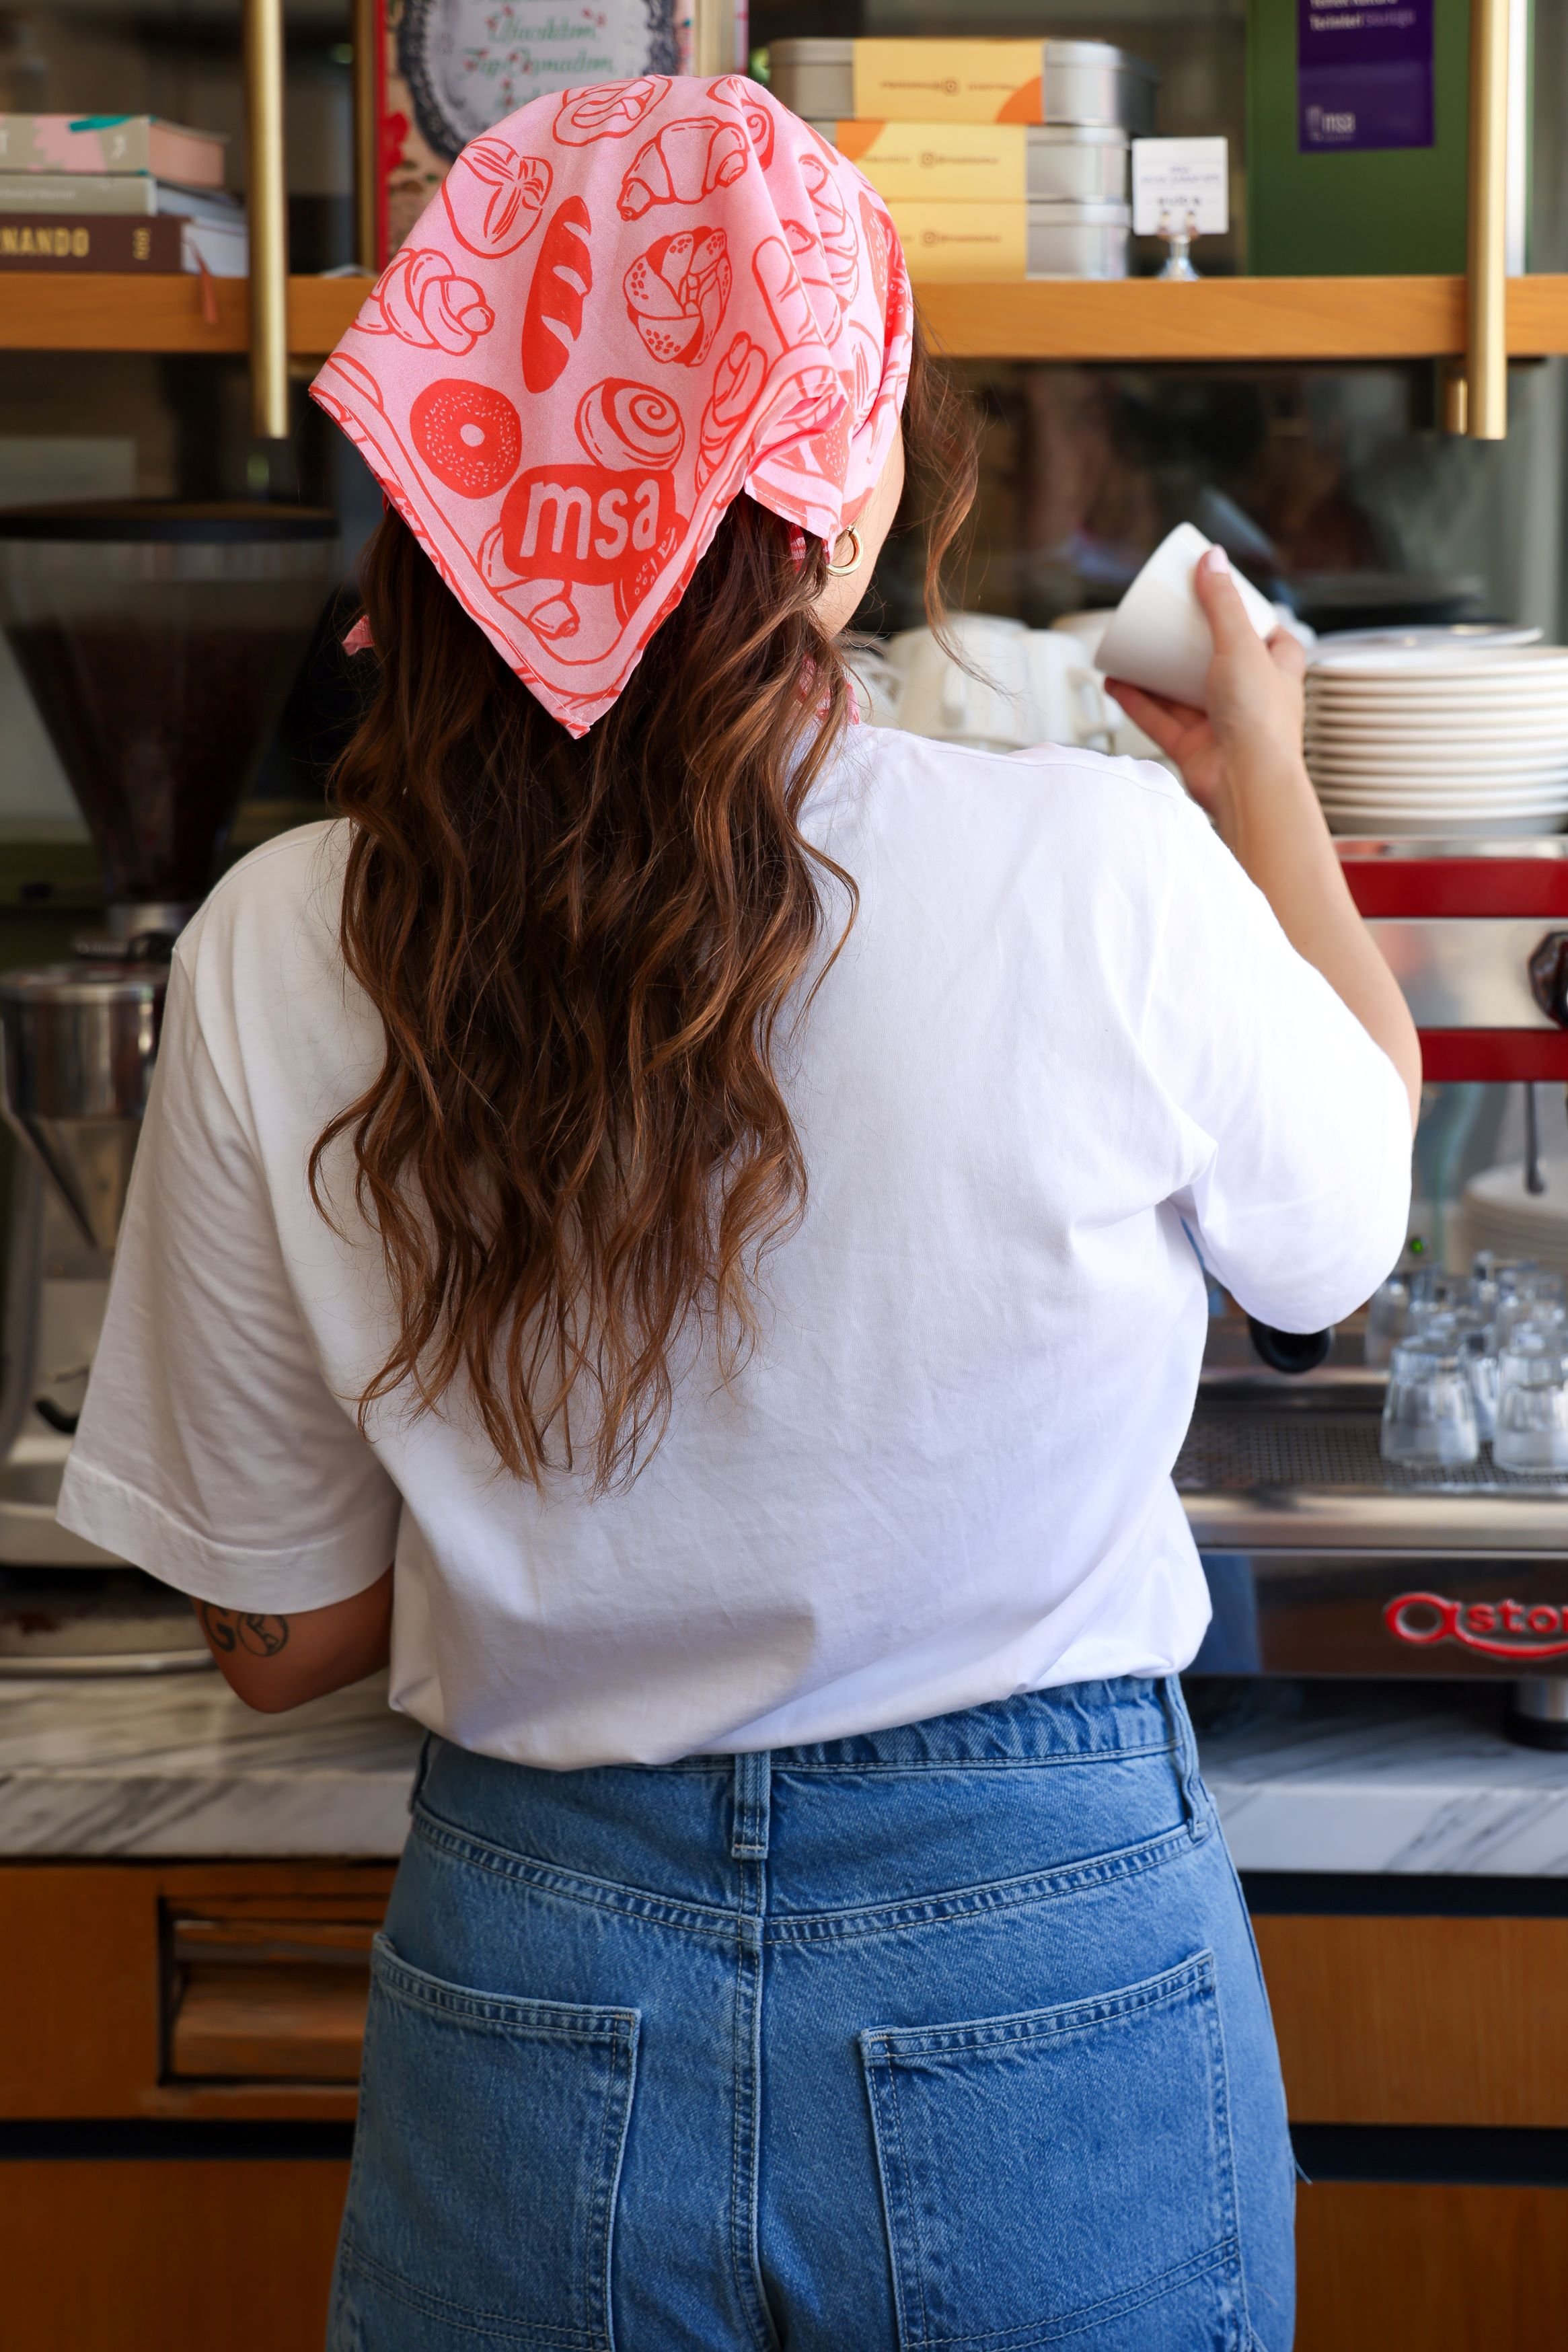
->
[731, 1749, 771, 1860]
[407, 1728, 435, 1816]
[1160, 1677, 1204, 1837]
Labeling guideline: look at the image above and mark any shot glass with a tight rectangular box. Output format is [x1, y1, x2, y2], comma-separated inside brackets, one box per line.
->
[1380, 1340, 1481, 1467]
[1493, 1336, 1568, 1474]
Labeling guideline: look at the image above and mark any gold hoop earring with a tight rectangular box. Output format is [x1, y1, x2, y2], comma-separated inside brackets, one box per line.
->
[825, 525, 863, 577]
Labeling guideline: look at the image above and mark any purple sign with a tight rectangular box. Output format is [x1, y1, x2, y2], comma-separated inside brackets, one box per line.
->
[1298, 0, 1434, 153]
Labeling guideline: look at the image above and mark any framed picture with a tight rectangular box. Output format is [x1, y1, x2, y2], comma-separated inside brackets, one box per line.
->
[379, 0, 696, 260]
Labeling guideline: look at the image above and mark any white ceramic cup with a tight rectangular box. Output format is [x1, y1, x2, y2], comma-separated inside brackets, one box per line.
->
[1094, 523, 1278, 710]
[883, 615, 1109, 751]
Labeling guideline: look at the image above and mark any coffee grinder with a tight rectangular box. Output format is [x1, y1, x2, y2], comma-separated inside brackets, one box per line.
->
[0, 503, 336, 1668]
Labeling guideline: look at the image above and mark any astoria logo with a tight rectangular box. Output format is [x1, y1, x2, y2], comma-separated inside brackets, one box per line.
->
[1386, 1590, 1568, 1660]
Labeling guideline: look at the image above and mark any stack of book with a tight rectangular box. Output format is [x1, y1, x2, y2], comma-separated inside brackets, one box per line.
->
[0, 115, 246, 277]
[769, 39, 1148, 282]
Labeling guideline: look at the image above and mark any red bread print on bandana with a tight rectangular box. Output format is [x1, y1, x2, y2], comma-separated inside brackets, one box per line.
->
[695, 332, 767, 492]
[800, 150, 858, 311]
[618, 118, 748, 219]
[359, 248, 494, 354]
[554, 78, 670, 143]
[712, 75, 774, 168]
[859, 191, 891, 310]
[522, 198, 593, 392]
[311, 80, 914, 735]
[613, 517, 681, 626]
[442, 139, 552, 257]
[576, 378, 685, 469]
[624, 228, 731, 366]
[410, 379, 522, 499]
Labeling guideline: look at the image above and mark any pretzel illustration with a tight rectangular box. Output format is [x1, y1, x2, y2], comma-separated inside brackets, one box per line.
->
[623, 229, 731, 368]
[358, 248, 494, 355]
[441, 138, 552, 258]
[617, 118, 749, 220]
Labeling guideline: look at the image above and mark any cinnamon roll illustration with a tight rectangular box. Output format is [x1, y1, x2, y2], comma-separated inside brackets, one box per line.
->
[358, 248, 494, 355]
[575, 378, 686, 470]
[441, 139, 552, 258]
[712, 75, 775, 169]
[554, 78, 670, 143]
[617, 118, 749, 220]
[623, 229, 731, 367]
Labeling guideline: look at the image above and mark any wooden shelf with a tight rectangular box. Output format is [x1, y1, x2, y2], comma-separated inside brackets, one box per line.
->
[3, 270, 1567, 364]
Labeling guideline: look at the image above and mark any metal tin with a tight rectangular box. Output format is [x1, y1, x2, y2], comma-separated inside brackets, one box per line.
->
[1027, 200, 1131, 281]
[769, 38, 1158, 135]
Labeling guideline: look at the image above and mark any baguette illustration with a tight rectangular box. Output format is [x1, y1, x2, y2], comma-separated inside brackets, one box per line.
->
[522, 197, 594, 393]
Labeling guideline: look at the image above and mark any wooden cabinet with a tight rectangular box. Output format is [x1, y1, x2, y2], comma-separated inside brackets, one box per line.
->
[3, 1861, 1566, 2350]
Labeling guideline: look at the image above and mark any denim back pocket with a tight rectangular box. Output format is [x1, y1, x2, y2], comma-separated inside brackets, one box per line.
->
[338, 1934, 639, 2350]
[860, 1952, 1245, 2352]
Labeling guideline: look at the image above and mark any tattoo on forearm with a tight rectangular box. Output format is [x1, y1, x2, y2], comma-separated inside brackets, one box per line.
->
[198, 1601, 291, 1658]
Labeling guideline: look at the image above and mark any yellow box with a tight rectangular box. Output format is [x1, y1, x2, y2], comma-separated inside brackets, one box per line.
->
[851, 40, 1043, 126]
[886, 199, 1028, 282]
[834, 120, 1028, 203]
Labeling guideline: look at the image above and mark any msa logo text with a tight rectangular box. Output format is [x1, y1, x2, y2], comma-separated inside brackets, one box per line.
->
[500, 465, 675, 585]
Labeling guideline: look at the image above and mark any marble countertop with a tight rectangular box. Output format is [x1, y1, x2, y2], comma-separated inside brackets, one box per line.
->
[3, 1669, 1567, 1872]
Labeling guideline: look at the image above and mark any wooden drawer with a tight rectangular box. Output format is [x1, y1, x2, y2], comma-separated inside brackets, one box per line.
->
[0, 1864, 393, 2121]
[1255, 1913, 1568, 2127]
[0, 2156, 348, 2352]
[1298, 2182, 1568, 2352]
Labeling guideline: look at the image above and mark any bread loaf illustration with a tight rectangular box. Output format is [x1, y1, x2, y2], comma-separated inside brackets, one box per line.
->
[522, 198, 594, 393]
[441, 139, 552, 258]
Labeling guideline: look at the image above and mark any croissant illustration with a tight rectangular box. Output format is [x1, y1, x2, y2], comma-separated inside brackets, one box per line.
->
[359, 248, 494, 355]
[800, 150, 860, 311]
[617, 118, 749, 220]
[623, 229, 732, 367]
[442, 139, 552, 258]
[478, 524, 580, 641]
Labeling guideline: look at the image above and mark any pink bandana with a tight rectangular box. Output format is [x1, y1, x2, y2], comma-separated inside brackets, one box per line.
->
[311, 75, 912, 736]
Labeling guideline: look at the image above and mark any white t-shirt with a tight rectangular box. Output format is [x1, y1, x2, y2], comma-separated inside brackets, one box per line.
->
[59, 730, 1411, 1767]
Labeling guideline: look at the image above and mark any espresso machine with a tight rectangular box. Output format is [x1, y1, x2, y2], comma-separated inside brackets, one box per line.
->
[0, 502, 336, 1669]
[1181, 836, 1568, 1747]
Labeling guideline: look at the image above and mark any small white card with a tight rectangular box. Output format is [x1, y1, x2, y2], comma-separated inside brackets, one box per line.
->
[1131, 138, 1229, 240]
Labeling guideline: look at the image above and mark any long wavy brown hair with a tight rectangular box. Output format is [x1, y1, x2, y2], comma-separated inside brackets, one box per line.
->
[314, 320, 977, 1489]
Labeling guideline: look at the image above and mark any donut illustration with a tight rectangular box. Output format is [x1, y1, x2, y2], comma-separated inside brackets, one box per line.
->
[695, 332, 768, 492]
[442, 139, 552, 258]
[554, 78, 670, 144]
[410, 379, 522, 500]
[575, 378, 685, 470]
[623, 229, 731, 367]
[711, 75, 775, 170]
[617, 118, 748, 220]
[359, 248, 494, 355]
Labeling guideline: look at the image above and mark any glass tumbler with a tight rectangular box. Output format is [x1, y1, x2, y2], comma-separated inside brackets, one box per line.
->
[1380, 1342, 1480, 1467]
[1493, 1339, 1568, 1474]
[1365, 1276, 1410, 1368]
[1460, 1327, 1500, 1443]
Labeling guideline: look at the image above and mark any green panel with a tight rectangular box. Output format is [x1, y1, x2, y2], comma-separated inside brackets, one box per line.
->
[1248, 0, 1472, 276]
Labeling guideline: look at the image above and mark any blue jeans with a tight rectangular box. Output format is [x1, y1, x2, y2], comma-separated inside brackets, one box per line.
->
[329, 1679, 1294, 2352]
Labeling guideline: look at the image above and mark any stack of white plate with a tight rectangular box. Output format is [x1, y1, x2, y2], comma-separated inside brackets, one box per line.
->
[1458, 1159, 1568, 1283]
[1304, 633, 1568, 838]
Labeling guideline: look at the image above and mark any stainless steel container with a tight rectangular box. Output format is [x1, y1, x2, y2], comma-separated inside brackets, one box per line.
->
[0, 963, 165, 1253]
[1029, 125, 1130, 203]
[770, 38, 1158, 137]
[1027, 199, 1131, 280]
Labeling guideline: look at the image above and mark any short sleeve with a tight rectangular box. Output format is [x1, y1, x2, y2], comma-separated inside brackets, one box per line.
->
[1142, 797, 1413, 1333]
[57, 955, 402, 1609]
